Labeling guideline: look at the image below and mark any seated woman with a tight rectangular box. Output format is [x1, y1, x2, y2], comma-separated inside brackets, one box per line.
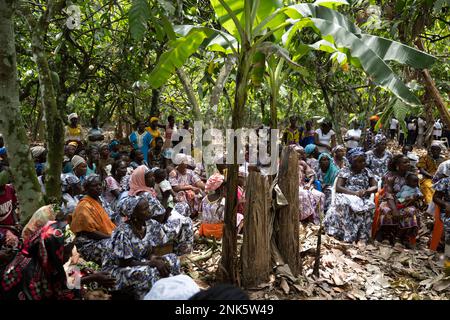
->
[109, 140, 121, 160]
[86, 145, 100, 177]
[365, 134, 393, 183]
[169, 154, 205, 216]
[71, 155, 88, 184]
[148, 137, 165, 168]
[128, 165, 193, 255]
[60, 173, 83, 217]
[376, 155, 420, 247]
[316, 152, 340, 212]
[102, 196, 181, 300]
[130, 149, 149, 170]
[332, 145, 349, 169]
[324, 148, 377, 243]
[70, 175, 116, 264]
[98, 143, 115, 179]
[433, 161, 450, 272]
[31, 146, 47, 177]
[304, 144, 320, 175]
[103, 160, 129, 212]
[62, 142, 78, 174]
[295, 146, 325, 224]
[0, 170, 20, 249]
[418, 142, 446, 204]
[154, 168, 191, 218]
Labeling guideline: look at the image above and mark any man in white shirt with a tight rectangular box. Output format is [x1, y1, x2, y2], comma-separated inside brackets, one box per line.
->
[417, 117, 426, 147]
[344, 121, 361, 150]
[407, 118, 417, 145]
[433, 119, 443, 140]
[389, 117, 399, 140]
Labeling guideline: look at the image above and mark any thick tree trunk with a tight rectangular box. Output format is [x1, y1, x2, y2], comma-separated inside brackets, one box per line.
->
[24, 4, 64, 205]
[0, 1, 44, 224]
[150, 88, 160, 116]
[241, 172, 271, 288]
[176, 68, 202, 121]
[221, 42, 253, 284]
[275, 146, 300, 276]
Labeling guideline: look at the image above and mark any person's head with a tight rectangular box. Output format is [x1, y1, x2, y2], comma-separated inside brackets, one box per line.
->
[31, 146, 47, 163]
[119, 152, 130, 164]
[90, 116, 98, 129]
[174, 154, 189, 175]
[154, 137, 164, 150]
[61, 173, 83, 196]
[150, 117, 159, 129]
[374, 134, 387, 154]
[87, 146, 100, 163]
[289, 116, 297, 127]
[405, 172, 419, 188]
[71, 155, 87, 178]
[430, 143, 442, 159]
[402, 144, 413, 156]
[189, 284, 249, 300]
[388, 154, 410, 174]
[99, 143, 110, 159]
[120, 196, 151, 224]
[333, 145, 346, 160]
[347, 147, 366, 172]
[83, 174, 102, 199]
[238, 173, 246, 188]
[305, 120, 313, 130]
[130, 149, 144, 163]
[369, 115, 379, 131]
[320, 120, 332, 134]
[319, 153, 331, 172]
[68, 113, 79, 127]
[65, 143, 77, 158]
[77, 148, 87, 160]
[183, 119, 190, 129]
[352, 121, 359, 130]
[205, 173, 225, 195]
[112, 160, 128, 179]
[144, 170, 155, 188]
[109, 140, 120, 153]
[154, 168, 167, 184]
[168, 115, 175, 126]
[136, 120, 146, 133]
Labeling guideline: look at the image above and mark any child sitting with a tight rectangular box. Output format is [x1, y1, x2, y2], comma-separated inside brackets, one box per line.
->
[396, 173, 424, 209]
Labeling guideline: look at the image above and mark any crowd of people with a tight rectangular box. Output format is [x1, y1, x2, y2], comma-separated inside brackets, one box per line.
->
[0, 111, 449, 300]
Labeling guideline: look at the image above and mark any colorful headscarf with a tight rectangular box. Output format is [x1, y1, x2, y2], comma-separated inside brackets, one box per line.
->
[129, 165, 155, 196]
[67, 141, 78, 148]
[0, 147, 7, 156]
[71, 155, 86, 169]
[347, 147, 365, 165]
[150, 117, 159, 123]
[31, 146, 46, 159]
[118, 195, 142, 217]
[332, 145, 346, 155]
[370, 115, 380, 121]
[373, 133, 387, 147]
[305, 144, 317, 156]
[318, 153, 340, 185]
[109, 140, 120, 150]
[83, 173, 100, 188]
[61, 173, 80, 193]
[205, 173, 224, 193]
[433, 160, 450, 183]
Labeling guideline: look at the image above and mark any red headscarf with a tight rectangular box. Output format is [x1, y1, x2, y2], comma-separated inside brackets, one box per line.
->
[128, 165, 157, 197]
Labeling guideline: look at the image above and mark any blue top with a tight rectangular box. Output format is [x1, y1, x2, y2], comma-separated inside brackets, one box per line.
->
[129, 131, 153, 162]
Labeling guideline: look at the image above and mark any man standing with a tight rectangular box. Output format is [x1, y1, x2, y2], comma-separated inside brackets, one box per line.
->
[433, 119, 443, 140]
[389, 117, 399, 140]
[417, 117, 426, 147]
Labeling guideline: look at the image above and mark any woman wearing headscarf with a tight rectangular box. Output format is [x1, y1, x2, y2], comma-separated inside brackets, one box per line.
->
[418, 142, 447, 204]
[146, 117, 162, 148]
[126, 165, 194, 255]
[295, 146, 325, 224]
[365, 134, 393, 182]
[65, 113, 84, 145]
[109, 140, 121, 160]
[324, 148, 377, 243]
[0, 170, 20, 249]
[317, 152, 340, 212]
[60, 173, 83, 217]
[70, 175, 116, 264]
[305, 144, 320, 173]
[31, 146, 47, 176]
[102, 195, 181, 299]
[71, 155, 88, 183]
[376, 155, 420, 247]
[332, 145, 349, 169]
[169, 154, 205, 216]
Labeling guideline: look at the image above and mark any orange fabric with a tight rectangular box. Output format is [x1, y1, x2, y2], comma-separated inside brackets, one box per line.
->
[198, 222, 224, 240]
[70, 196, 115, 235]
[371, 189, 384, 238]
[430, 205, 444, 251]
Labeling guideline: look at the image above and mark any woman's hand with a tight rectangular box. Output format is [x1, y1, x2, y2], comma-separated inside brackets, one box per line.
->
[90, 272, 116, 288]
[356, 190, 365, 198]
[148, 256, 170, 277]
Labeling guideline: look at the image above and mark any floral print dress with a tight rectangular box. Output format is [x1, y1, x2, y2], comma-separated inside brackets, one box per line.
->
[298, 160, 325, 224]
[324, 167, 375, 243]
[102, 222, 181, 299]
[169, 169, 203, 214]
[433, 177, 450, 246]
[365, 150, 393, 182]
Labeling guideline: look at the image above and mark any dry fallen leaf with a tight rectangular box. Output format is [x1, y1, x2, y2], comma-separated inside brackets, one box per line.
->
[280, 278, 290, 295]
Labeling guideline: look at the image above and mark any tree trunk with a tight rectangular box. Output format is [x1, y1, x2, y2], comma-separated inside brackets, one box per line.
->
[241, 172, 271, 288]
[0, 1, 44, 224]
[221, 42, 253, 284]
[24, 3, 64, 205]
[176, 68, 202, 121]
[275, 146, 300, 276]
[150, 88, 160, 116]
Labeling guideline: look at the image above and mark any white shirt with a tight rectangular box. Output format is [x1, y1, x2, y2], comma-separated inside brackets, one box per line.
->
[345, 129, 361, 149]
[407, 122, 417, 131]
[315, 128, 335, 153]
[418, 118, 426, 134]
[433, 121, 442, 136]
[390, 118, 399, 130]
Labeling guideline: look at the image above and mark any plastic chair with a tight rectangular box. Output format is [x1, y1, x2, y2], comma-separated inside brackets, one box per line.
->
[430, 205, 444, 251]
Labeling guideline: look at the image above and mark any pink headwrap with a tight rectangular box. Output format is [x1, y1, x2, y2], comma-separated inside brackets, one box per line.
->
[128, 165, 157, 197]
[205, 173, 224, 193]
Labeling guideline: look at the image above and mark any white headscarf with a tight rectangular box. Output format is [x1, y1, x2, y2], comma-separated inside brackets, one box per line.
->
[71, 155, 86, 169]
[68, 113, 78, 122]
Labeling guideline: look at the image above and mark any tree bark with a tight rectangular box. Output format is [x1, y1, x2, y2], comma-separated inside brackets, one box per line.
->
[241, 171, 271, 288]
[24, 2, 65, 205]
[221, 41, 253, 284]
[0, 0, 44, 224]
[275, 146, 300, 276]
[176, 68, 202, 121]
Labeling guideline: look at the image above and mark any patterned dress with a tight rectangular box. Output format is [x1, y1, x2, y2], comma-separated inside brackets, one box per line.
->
[102, 222, 181, 299]
[378, 172, 420, 237]
[169, 169, 203, 214]
[365, 150, 393, 182]
[324, 167, 376, 243]
[298, 160, 325, 224]
[433, 177, 450, 247]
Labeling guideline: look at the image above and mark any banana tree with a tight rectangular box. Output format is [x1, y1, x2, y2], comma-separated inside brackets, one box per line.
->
[146, 0, 436, 283]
